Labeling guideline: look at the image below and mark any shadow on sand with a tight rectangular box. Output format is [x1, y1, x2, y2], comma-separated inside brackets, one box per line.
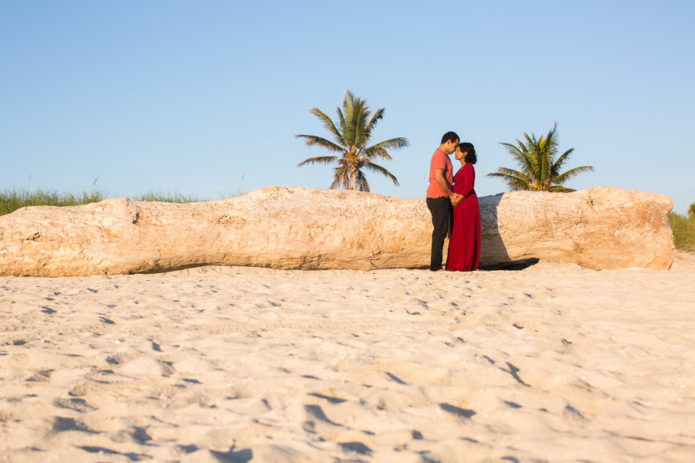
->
[479, 258, 539, 271]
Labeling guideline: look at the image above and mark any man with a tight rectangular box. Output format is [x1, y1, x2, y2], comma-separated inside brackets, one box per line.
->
[426, 131, 462, 271]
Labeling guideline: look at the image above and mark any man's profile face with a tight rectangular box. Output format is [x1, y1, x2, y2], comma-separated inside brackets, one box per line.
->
[444, 139, 459, 155]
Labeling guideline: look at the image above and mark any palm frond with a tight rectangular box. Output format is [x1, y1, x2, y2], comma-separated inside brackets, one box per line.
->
[548, 185, 576, 192]
[546, 123, 559, 146]
[359, 146, 391, 161]
[308, 108, 346, 147]
[493, 167, 532, 180]
[522, 133, 536, 152]
[340, 92, 359, 147]
[355, 170, 370, 192]
[500, 142, 535, 177]
[363, 162, 399, 186]
[329, 166, 350, 189]
[354, 102, 369, 149]
[360, 137, 408, 162]
[364, 107, 384, 140]
[336, 107, 347, 139]
[539, 136, 551, 189]
[295, 135, 345, 153]
[551, 148, 575, 175]
[343, 90, 355, 107]
[366, 137, 409, 153]
[346, 97, 370, 149]
[297, 155, 338, 167]
[552, 165, 594, 185]
[543, 125, 560, 187]
[487, 168, 533, 190]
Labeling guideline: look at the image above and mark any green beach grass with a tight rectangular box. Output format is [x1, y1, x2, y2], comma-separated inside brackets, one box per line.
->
[0, 190, 106, 216]
[134, 191, 201, 203]
[0, 189, 203, 217]
[669, 212, 695, 252]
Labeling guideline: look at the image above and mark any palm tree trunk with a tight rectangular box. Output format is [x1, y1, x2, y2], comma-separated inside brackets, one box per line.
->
[351, 170, 357, 190]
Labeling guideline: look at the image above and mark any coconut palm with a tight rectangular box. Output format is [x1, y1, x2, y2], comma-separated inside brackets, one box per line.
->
[296, 91, 408, 192]
[488, 123, 593, 192]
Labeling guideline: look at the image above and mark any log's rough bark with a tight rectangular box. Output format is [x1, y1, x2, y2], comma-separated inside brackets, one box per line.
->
[0, 186, 674, 277]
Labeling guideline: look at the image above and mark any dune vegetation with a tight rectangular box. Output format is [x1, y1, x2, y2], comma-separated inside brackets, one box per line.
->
[0, 190, 202, 217]
[669, 207, 695, 252]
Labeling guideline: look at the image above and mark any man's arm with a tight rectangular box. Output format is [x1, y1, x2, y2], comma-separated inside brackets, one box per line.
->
[434, 169, 461, 203]
[434, 169, 453, 196]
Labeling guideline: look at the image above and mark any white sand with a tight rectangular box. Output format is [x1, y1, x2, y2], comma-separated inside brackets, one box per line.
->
[1, 254, 694, 462]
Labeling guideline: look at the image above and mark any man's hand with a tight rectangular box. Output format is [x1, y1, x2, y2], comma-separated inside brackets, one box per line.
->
[450, 193, 463, 207]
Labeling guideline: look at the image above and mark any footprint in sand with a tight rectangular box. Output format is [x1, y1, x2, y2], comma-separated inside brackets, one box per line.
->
[119, 357, 176, 377]
[304, 404, 342, 426]
[339, 441, 372, 456]
[308, 392, 347, 404]
[439, 403, 476, 419]
[79, 446, 150, 461]
[52, 416, 97, 434]
[385, 372, 408, 385]
[209, 448, 253, 463]
[501, 362, 530, 387]
[53, 397, 97, 413]
[26, 369, 53, 382]
[131, 426, 152, 445]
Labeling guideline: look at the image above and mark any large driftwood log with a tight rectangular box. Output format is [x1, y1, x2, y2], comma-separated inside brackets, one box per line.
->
[0, 186, 673, 276]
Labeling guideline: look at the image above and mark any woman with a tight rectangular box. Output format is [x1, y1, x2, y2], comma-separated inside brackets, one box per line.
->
[446, 142, 481, 271]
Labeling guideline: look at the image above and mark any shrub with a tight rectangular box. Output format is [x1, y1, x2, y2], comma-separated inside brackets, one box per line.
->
[669, 212, 695, 251]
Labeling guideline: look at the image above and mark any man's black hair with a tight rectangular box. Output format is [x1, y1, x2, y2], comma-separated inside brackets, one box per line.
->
[441, 131, 460, 144]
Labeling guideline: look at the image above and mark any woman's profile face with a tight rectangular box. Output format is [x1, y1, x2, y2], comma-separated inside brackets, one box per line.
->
[454, 147, 466, 161]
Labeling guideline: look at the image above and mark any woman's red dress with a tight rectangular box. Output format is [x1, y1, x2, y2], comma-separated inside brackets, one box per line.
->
[446, 163, 481, 271]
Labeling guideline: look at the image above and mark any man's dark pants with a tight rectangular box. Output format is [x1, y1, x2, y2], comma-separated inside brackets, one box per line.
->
[426, 196, 451, 271]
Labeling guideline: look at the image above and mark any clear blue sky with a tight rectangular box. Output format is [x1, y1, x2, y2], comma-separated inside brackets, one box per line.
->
[2, 1, 694, 212]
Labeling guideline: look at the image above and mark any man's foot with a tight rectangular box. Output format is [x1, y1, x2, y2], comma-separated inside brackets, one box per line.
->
[429, 267, 443, 272]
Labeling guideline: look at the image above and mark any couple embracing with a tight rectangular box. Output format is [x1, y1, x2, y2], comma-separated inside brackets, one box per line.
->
[426, 131, 481, 272]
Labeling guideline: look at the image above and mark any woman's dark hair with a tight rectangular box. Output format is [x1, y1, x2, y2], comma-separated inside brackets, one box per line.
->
[458, 142, 477, 164]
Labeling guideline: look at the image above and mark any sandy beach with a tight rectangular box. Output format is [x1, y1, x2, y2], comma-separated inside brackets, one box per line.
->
[1, 254, 694, 462]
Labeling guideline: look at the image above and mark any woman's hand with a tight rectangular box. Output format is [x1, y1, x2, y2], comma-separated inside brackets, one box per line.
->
[450, 193, 463, 207]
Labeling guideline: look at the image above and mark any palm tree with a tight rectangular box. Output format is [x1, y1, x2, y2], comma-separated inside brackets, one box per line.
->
[488, 123, 593, 192]
[296, 91, 408, 192]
